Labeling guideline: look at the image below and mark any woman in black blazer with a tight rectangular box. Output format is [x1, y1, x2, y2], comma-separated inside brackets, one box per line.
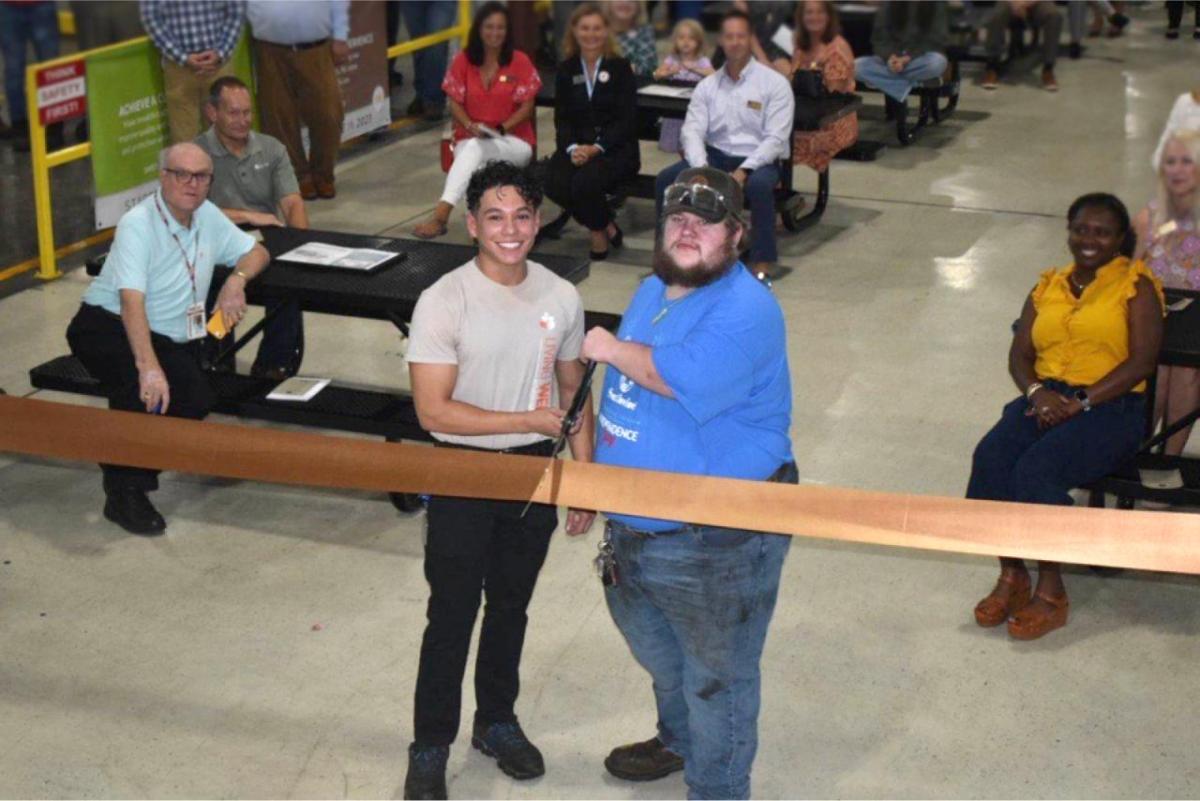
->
[545, 3, 640, 259]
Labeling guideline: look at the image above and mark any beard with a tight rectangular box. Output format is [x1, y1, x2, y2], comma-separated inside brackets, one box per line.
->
[652, 233, 740, 289]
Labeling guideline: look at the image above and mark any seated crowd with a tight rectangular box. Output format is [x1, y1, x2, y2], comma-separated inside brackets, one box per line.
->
[56, 3, 1199, 800]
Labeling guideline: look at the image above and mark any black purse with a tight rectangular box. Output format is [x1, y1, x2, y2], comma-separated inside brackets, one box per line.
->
[791, 68, 828, 99]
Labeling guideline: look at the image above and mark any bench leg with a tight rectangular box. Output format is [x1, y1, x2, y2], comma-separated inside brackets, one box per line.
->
[208, 305, 281, 371]
[781, 168, 829, 233]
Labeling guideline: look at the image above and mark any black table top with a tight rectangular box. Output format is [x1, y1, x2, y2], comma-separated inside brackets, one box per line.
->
[247, 228, 590, 321]
[534, 76, 861, 131]
[1162, 289, 1200, 368]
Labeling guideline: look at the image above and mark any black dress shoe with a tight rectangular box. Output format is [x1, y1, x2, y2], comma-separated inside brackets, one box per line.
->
[471, 720, 544, 780]
[403, 744, 448, 800]
[604, 736, 685, 782]
[103, 488, 166, 536]
[589, 249, 609, 261]
[1068, 41, 1082, 59]
[609, 223, 624, 250]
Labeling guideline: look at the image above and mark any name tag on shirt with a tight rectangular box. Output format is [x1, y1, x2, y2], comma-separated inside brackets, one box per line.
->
[746, 100, 763, 111]
[186, 302, 206, 341]
[573, 74, 586, 85]
[1157, 220, 1179, 237]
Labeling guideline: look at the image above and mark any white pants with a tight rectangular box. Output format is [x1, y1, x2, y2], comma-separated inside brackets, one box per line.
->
[440, 135, 533, 206]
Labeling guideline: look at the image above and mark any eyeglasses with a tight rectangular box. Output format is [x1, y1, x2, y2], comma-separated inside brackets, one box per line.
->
[663, 182, 733, 220]
[164, 168, 213, 186]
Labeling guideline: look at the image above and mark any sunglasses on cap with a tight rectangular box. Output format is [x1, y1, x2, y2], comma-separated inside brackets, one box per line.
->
[663, 182, 737, 223]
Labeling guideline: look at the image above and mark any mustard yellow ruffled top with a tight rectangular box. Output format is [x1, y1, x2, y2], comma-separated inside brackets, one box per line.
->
[1031, 256, 1164, 393]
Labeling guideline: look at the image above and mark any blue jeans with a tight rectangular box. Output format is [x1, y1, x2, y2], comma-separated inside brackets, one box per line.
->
[656, 147, 781, 264]
[401, 0, 456, 105]
[0, 1, 60, 127]
[966, 380, 1146, 505]
[605, 469, 795, 800]
[853, 52, 948, 102]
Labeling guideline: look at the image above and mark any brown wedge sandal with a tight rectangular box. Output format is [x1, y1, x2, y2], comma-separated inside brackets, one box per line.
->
[1006, 592, 1069, 640]
[974, 572, 1032, 628]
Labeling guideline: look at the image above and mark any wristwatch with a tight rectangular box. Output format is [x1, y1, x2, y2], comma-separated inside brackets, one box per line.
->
[1073, 389, 1092, 412]
[496, 124, 506, 136]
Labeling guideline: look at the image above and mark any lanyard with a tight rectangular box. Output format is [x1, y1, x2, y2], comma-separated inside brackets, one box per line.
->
[153, 193, 200, 304]
[581, 56, 601, 100]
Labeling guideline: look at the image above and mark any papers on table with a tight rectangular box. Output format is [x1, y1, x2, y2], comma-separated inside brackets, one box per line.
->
[277, 241, 399, 271]
[638, 84, 694, 99]
[476, 123, 503, 139]
[266, 376, 331, 402]
[1139, 468, 1185, 490]
[1168, 296, 1193, 313]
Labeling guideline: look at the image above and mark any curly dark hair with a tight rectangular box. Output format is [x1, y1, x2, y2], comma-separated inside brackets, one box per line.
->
[465, 1, 514, 67]
[1068, 192, 1135, 258]
[465, 160, 544, 214]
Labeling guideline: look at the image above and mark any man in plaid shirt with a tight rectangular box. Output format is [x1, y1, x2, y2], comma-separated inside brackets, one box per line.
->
[140, 1, 246, 143]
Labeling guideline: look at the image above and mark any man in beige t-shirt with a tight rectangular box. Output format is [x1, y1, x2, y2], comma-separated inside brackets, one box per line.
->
[402, 161, 595, 801]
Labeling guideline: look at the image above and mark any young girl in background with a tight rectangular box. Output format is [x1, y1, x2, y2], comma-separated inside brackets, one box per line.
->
[653, 19, 713, 154]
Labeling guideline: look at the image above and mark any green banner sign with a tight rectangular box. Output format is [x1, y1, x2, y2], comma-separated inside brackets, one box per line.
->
[87, 35, 252, 229]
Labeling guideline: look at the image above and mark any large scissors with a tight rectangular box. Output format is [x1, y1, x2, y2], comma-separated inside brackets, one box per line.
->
[520, 360, 598, 517]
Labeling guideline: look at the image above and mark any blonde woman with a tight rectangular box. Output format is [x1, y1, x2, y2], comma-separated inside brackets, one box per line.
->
[1134, 130, 1200, 455]
[544, 3, 638, 259]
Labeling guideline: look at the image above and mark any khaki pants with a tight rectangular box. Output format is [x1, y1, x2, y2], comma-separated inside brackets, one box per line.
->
[253, 40, 344, 186]
[162, 58, 236, 143]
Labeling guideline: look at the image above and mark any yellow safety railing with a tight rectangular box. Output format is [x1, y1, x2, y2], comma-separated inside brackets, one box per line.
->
[25, 36, 152, 282]
[19, 0, 470, 284]
[387, 0, 472, 61]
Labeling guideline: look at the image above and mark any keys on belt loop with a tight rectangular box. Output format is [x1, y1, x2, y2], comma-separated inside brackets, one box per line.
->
[594, 531, 619, 587]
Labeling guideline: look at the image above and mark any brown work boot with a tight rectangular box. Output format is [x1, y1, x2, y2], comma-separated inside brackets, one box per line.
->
[1041, 67, 1059, 92]
[316, 179, 336, 199]
[604, 737, 684, 782]
[981, 69, 999, 90]
[299, 178, 317, 200]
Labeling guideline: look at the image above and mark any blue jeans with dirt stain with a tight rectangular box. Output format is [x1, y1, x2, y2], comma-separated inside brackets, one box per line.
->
[604, 464, 796, 800]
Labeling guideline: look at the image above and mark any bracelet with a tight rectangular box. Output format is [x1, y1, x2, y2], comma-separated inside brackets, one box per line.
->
[1024, 381, 1044, 400]
[234, 269, 251, 282]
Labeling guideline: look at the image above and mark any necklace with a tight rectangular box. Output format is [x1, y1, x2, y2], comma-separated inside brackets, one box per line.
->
[1069, 272, 1090, 294]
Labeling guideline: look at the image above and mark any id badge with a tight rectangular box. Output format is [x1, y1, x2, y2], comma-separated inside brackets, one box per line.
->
[186, 302, 206, 340]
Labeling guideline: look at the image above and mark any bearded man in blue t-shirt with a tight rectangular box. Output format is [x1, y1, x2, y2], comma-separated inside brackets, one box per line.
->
[581, 166, 796, 801]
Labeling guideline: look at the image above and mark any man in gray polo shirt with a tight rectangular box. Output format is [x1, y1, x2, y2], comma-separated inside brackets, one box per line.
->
[195, 75, 307, 379]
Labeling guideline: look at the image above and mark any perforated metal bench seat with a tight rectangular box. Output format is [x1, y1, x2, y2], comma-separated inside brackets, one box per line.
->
[29, 355, 431, 441]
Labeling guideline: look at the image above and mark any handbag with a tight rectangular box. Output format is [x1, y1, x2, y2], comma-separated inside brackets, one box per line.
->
[791, 68, 828, 99]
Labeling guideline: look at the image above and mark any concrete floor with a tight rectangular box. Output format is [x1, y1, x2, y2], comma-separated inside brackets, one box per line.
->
[3, 7, 1200, 798]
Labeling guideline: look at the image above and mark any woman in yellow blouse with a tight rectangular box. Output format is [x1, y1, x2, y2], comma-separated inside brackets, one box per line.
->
[968, 193, 1164, 641]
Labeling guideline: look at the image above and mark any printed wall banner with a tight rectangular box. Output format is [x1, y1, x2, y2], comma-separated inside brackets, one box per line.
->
[88, 36, 252, 229]
[336, 1, 390, 141]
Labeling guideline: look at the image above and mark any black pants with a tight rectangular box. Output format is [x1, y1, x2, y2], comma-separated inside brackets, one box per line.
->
[413, 443, 558, 746]
[66, 303, 213, 494]
[206, 267, 304, 374]
[543, 149, 639, 232]
[1167, 1, 1199, 30]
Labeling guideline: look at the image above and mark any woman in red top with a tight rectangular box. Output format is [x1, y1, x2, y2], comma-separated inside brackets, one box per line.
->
[412, 2, 542, 239]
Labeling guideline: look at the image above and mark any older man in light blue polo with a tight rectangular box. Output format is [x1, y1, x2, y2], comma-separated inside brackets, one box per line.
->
[66, 142, 271, 536]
